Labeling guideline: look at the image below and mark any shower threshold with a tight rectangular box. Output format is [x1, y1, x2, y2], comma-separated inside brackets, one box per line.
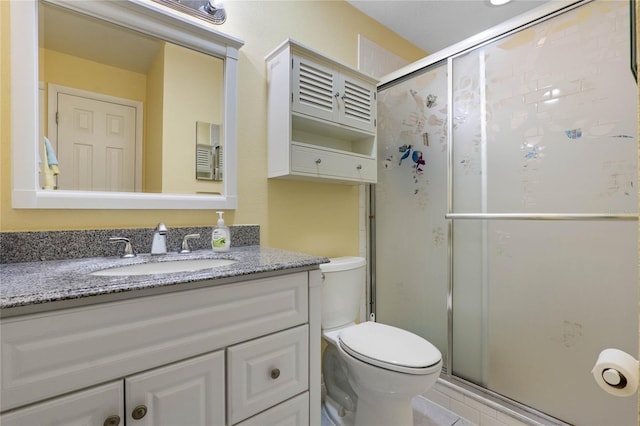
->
[433, 374, 571, 426]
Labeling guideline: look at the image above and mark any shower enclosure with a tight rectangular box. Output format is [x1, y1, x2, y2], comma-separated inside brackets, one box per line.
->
[373, 1, 638, 424]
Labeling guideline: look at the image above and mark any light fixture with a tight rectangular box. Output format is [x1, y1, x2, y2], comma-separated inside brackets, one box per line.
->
[198, 0, 226, 25]
[152, 0, 226, 25]
[490, 0, 512, 5]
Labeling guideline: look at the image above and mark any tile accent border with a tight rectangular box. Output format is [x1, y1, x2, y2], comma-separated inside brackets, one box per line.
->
[0, 225, 260, 264]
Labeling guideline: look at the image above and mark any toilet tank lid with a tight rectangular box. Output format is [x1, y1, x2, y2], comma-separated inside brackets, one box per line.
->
[320, 256, 366, 272]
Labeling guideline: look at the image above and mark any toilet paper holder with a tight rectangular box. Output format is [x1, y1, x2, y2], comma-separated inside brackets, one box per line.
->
[601, 367, 628, 389]
[592, 348, 639, 397]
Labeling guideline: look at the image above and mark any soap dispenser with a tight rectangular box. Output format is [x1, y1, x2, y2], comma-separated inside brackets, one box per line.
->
[211, 211, 230, 251]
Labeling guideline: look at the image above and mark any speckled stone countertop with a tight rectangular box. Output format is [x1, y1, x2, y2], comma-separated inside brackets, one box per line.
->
[0, 245, 328, 316]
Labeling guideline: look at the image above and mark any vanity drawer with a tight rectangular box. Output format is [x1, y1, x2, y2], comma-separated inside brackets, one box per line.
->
[1, 273, 308, 412]
[291, 143, 376, 182]
[234, 392, 309, 426]
[227, 325, 309, 425]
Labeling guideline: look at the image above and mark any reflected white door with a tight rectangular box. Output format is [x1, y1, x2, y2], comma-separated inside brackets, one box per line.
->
[56, 93, 137, 192]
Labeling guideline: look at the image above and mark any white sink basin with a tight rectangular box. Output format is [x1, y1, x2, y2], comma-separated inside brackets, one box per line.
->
[92, 258, 237, 276]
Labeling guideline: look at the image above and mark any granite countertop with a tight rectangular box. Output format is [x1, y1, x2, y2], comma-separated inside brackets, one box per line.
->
[0, 246, 328, 315]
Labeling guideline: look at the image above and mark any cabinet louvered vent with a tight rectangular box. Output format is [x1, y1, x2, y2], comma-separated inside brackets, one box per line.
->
[299, 62, 334, 111]
[343, 81, 372, 123]
[196, 144, 214, 180]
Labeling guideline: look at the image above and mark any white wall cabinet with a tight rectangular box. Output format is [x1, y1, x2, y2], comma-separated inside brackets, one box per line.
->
[0, 271, 322, 426]
[292, 55, 375, 133]
[267, 39, 378, 184]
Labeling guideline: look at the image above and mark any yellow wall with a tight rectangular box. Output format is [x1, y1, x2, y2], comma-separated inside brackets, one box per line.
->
[145, 43, 165, 193]
[41, 49, 147, 102]
[162, 43, 224, 195]
[0, 0, 425, 258]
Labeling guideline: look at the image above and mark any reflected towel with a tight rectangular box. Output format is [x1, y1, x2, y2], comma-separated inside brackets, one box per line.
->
[44, 136, 60, 175]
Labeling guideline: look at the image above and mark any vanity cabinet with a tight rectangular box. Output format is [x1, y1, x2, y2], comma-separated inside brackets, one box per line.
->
[267, 39, 378, 184]
[0, 271, 321, 426]
[228, 325, 308, 424]
[0, 382, 124, 426]
[126, 350, 225, 425]
[1, 351, 225, 426]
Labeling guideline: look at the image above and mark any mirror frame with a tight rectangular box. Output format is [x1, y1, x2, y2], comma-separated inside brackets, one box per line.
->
[11, 0, 244, 209]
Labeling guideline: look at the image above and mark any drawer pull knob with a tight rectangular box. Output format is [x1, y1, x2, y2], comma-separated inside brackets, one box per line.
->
[271, 368, 281, 379]
[356, 164, 363, 170]
[104, 415, 121, 426]
[315, 159, 322, 165]
[132, 405, 148, 420]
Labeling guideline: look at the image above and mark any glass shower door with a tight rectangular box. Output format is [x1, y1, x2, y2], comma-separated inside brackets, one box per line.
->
[376, 1, 638, 424]
[450, 1, 638, 424]
[376, 61, 449, 364]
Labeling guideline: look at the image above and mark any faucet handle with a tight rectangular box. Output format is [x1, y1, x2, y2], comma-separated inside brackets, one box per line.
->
[109, 237, 136, 258]
[179, 234, 201, 254]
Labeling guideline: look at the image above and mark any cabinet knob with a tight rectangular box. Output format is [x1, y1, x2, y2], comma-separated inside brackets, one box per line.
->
[315, 158, 322, 165]
[356, 164, 363, 170]
[131, 405, 148, 420]
[271, 368, 281, 379]
[103, 415, 121, 426]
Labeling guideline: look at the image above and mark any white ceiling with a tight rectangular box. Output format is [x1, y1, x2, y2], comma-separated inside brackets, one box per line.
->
[346, 0, 552, 54]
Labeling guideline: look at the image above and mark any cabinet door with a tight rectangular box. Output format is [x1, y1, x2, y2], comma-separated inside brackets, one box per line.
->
[0, 381, 123, 426]
[338, 72, 376, 133]
[125, 350, 225, 426]
[292, 55, 338, 123]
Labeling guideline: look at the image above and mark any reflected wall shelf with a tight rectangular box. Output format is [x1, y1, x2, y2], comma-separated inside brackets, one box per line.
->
[266, 39, 378, 184]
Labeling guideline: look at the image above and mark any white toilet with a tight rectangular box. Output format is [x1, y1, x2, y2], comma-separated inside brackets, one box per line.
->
[320, 257, 442, 426]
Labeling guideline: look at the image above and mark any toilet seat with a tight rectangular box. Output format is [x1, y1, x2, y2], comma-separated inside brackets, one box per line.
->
[338, 322, 442, 375]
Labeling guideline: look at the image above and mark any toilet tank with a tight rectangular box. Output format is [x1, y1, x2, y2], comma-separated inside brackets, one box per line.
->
[320, 256, 366, 331]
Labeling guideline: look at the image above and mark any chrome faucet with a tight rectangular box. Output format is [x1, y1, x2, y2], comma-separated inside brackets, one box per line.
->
[151, 222, 168, 255]
[109, 237, 136, 258]
[179, 233, 201, 254]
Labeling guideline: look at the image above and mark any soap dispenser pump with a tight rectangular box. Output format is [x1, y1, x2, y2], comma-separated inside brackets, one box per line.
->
[212, 211, 230, 251]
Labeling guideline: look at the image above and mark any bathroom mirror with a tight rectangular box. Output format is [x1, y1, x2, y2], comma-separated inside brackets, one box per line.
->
[11, 0, 244, 209]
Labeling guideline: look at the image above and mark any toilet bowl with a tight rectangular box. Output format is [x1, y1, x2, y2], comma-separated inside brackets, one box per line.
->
[320, 257, 442, 426]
